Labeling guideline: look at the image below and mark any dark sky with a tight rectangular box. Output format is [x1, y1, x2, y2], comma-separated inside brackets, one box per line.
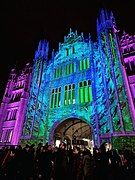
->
[0, 0, 135, 101]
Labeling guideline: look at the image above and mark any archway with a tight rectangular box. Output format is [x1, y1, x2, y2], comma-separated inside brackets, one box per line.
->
[53, 118, 94, 150]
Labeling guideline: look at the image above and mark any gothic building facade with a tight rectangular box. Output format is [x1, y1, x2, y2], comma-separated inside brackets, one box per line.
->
[0, 9, 135, 149]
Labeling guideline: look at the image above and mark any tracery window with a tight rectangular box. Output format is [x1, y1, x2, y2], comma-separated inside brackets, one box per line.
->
[66, 63, 76, 75]
[0, 129, 13, 143]
[54, 66, 62, 78]
[79, 58, 90, 71]
[79, 80, 92, 103]
[50, 87, 61, 108]
[64, 84, 75, 105]
[5, 109, 18, 121]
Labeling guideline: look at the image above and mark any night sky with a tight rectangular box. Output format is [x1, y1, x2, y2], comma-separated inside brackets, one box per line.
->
[1, 0, 134, 101]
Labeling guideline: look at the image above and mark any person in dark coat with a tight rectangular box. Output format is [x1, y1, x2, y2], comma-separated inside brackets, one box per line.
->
[2, 148, 17, 180]
[97, 143, 110, 180]
[83, 149, 94, 180]
[54, 142, 69, 180]
[68, 146, 83, 180]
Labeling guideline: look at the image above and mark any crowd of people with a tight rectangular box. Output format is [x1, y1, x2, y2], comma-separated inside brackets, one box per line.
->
[0, 142, 135, 180]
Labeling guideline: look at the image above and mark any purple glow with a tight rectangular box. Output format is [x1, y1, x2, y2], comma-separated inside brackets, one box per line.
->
[0, 64, 32, 145]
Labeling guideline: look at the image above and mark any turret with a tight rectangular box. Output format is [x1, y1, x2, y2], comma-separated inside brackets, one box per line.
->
[9, 68, 17, 81]
[34, 40, 49, 60]
[22, 40, 49, 140]
[97, 8, 116, 33]
[96, 9, 135, 147]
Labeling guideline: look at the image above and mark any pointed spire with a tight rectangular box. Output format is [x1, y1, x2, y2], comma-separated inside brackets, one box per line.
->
[59, 42, 61, 50]
[35, 39, 49, 59]
[105, 9, 109, 20]
[110, 11, 116, 25]
[69, 28, 72, 36]
[25, 62, 30, 68]
[122, 31, 128, 40]
[96, 18, 99, 29]
[97, 8, 117, 32]
[38, 41, 42, 51]
[88, 33, 92, 51]
[10, 68, 16, 80]
[123, 30, 126, 34]
[88, 33, 91, 41]
[42, 40, 45, 51]
[24, 63, 31, 73]
[99, 8, 111, 24]
[51, 49, 55, 60]
[110, 11, 114, 19]
[81, 32, 84, 39]
[100, 9, 106, 23]
[75, 30, 78, 36]
[64, 36, 66, 42]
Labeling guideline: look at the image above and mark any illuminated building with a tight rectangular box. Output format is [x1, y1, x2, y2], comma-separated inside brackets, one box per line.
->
[0, 9, 135, 149]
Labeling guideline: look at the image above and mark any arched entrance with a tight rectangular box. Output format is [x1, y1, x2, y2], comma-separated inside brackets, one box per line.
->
[53, 118, 94, 150]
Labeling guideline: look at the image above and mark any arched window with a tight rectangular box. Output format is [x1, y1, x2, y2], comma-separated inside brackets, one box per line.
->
[79, 80, 92, 103]
[64, 84, 75, 105]
[50, 87, 61, 108]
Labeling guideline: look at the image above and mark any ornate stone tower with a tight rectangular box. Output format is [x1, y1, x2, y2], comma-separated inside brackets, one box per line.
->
[97, 9, 135, 148]
[22, 40, 49, 144]
[0, 63, 32, 145]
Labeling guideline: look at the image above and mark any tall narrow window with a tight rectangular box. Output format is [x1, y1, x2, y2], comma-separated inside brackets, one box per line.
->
[5, 111, 10, 121]
[58, 87, 61, 107]
[66, 63, 76, 75]
[5, 129, 13, 142]
[10, 93, 22, 102]
[51, 89, 54, 108]
[1, 129, 13, 143]
[6, 110, 17, 121]
[66, 64, 69, 75]
[86, 58, 90, 69]
[50, 87, 61, 108]
[12, 109, 17, 120]
[54, 66, 62, 78]
[0, 130, 5, 142]
[64, 84, 75, 105]
[79, 58, 90, 71]
[83, 60, 86, 70]
[54, 91, 57, 108]
[79, 80, 92, 103]
[72, 84, 75, 104]
[79, 60, 83, 71]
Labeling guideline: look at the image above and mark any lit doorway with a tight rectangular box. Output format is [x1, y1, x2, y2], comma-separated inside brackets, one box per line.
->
[53, 118, 94, 151]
